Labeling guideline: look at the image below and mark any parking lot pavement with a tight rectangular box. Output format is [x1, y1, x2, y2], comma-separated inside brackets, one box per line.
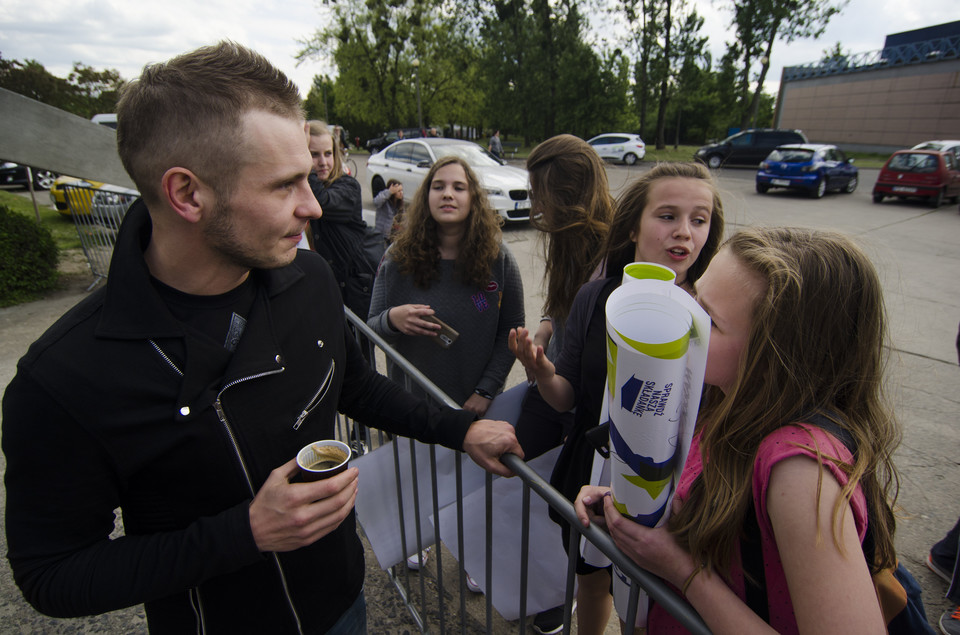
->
[1, 163, 959, 631]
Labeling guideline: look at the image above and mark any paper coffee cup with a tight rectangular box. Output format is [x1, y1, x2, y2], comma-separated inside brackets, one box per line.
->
[296, 440, 351, 481]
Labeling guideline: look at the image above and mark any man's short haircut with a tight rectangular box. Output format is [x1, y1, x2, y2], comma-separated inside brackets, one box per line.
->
[116, 41, 303, 207]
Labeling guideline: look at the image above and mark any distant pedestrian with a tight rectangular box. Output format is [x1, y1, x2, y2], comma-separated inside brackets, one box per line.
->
[924, 321, 960, 635]
[373, 179, 404, 244]
[489, 129, 503, 159]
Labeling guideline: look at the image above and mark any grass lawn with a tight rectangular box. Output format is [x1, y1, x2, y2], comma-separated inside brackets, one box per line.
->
[0, 189, 82, 251]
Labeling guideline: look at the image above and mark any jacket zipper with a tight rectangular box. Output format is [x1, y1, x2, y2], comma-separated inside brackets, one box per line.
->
[189, 587, 205, 634]
[214, 369, 305, 635]
[149, 339, 183, 376]
[292, 359, 335, 430]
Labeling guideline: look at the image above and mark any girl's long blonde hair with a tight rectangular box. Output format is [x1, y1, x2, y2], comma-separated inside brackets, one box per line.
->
[670, 227, 901, 575]
[526, 134, 614, 323]
[391, 156, 503, 288]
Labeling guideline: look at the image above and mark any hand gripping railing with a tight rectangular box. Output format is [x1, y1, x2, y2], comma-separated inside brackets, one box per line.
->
[342, 307, 711, 634]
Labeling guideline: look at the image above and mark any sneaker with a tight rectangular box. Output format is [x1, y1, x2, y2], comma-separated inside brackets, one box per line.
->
[406, 547, 430, 571]
[465, 572, 482, 593]
[940, 606, 960, 635]
[928, 552, 954, 583]
[532, 601, 576, 635]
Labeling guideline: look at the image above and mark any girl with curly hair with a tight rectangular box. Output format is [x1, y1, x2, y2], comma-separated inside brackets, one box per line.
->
[367, 156, 524, 417]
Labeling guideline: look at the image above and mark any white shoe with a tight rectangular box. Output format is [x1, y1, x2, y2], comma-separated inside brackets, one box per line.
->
[406, 547, 430, 571]
[465, 572, 482, 593]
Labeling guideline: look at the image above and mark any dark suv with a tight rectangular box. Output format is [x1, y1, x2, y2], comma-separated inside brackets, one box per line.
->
[695, 128, 807, 169]
[366, 128, 425, 154]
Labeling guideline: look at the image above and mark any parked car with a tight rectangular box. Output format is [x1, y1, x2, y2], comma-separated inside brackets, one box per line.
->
[755, 144, 858, 198]
[50, 176, 106, 216]
[0, 162, 58, 190]
[366, 128, 425, 154]
[367, 138, 531, 222]
[872, 150, 960, 208]
[912, 139, 960, 164]
[695, 128, 808, 169]
[586, 133, 646, 165]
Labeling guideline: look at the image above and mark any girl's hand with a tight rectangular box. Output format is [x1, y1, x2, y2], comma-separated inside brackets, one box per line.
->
[508, 327, 555, 380]
[387, 305, 442, 337]
[601, 494, 696, 589]
[574, 486, 612, 529]
[463, 392, 492, 417]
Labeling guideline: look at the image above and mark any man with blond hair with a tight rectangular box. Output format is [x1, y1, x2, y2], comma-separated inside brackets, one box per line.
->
[2, 41, 521, 634]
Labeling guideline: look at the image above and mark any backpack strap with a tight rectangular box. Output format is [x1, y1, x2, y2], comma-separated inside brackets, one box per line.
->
[740, 413, 864, 622]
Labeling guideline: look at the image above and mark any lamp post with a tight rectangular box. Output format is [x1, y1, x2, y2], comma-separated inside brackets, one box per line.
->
[412, 58, 423, 131]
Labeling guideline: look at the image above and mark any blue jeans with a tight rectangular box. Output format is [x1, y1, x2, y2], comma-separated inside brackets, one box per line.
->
[931, 518, 960, 603]
[326, 588, 367, 635]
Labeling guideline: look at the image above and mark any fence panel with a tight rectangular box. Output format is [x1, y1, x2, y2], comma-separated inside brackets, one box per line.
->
[63, 185, 138, 288]
[341, 309, 710, 634]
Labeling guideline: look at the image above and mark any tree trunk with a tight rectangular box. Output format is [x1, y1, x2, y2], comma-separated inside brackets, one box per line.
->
[747, 23, 778, 129]
[655, 0, 671, 149]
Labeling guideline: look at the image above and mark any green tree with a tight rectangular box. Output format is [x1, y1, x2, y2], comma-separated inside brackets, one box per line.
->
[0, 57, 76, 112]
[67, 63, 124, 117]
[297, 0, 480, 142]
[728, 0, 847, 129]
[0, 56, 124, 118]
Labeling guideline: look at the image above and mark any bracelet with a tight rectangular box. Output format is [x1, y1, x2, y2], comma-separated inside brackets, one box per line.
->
[474, 388, 493, 400]
[680, 564, 703, 597]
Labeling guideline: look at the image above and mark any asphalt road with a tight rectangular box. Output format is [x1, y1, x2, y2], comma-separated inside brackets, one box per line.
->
[2, 159, 959, 632]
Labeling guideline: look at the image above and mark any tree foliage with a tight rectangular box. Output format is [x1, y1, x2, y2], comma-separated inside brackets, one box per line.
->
[0, 56, 124, 118]
[729, 0, 846, 128]
[298, 0, 840, 147]
[297, 0, 482, 142]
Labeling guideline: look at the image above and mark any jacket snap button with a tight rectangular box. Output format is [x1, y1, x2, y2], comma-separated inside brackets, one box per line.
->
[275, 354, 282, 364]
[179, 406, 190, 416]
[317, 340, 324, 348]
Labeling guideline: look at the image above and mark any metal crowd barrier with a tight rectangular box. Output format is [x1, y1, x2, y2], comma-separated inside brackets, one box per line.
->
[340, 308, 710, 634]
[62, 184, 138, 289]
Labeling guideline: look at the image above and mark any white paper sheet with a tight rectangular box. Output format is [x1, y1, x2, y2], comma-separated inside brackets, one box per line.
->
[435, 447, 568, 620]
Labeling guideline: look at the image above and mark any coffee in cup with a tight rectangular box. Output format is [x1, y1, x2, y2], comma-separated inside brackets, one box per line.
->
[296, 440, 351, 481]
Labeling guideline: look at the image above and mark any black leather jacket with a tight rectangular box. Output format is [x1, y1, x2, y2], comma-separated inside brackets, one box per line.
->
[2, 201, 474, 634]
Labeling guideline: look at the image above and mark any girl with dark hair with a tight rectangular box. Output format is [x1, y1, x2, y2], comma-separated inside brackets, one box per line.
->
[511, 162, 725, 635]
[367, 156, 524, 417]
[576, 227, 904, 633]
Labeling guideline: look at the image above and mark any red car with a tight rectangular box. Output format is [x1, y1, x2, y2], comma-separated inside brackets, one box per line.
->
[872, 150, 960, 208]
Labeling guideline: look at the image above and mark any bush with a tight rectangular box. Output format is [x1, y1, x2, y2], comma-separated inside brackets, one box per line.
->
[0, 204, 60, 307]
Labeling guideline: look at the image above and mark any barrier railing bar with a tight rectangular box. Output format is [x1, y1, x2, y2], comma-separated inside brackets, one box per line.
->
[518, 483, 530, 635]
[430, 444, 447, 635]
[484, 470, 493, 633]
[455, 452, 467, 634]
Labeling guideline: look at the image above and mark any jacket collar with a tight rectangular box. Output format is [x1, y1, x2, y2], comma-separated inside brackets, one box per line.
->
[96, 199, 306, 341]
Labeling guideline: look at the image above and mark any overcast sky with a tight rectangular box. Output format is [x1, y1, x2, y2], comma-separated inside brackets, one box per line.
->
[2, 0, 959, 102]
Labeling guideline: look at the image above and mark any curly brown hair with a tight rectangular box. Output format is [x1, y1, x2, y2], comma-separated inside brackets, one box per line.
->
[527, 134, 614, 323]
[391, 156, 503, 288]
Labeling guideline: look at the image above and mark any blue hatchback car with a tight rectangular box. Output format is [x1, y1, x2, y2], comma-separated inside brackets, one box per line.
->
[755, 144, 858, 198]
